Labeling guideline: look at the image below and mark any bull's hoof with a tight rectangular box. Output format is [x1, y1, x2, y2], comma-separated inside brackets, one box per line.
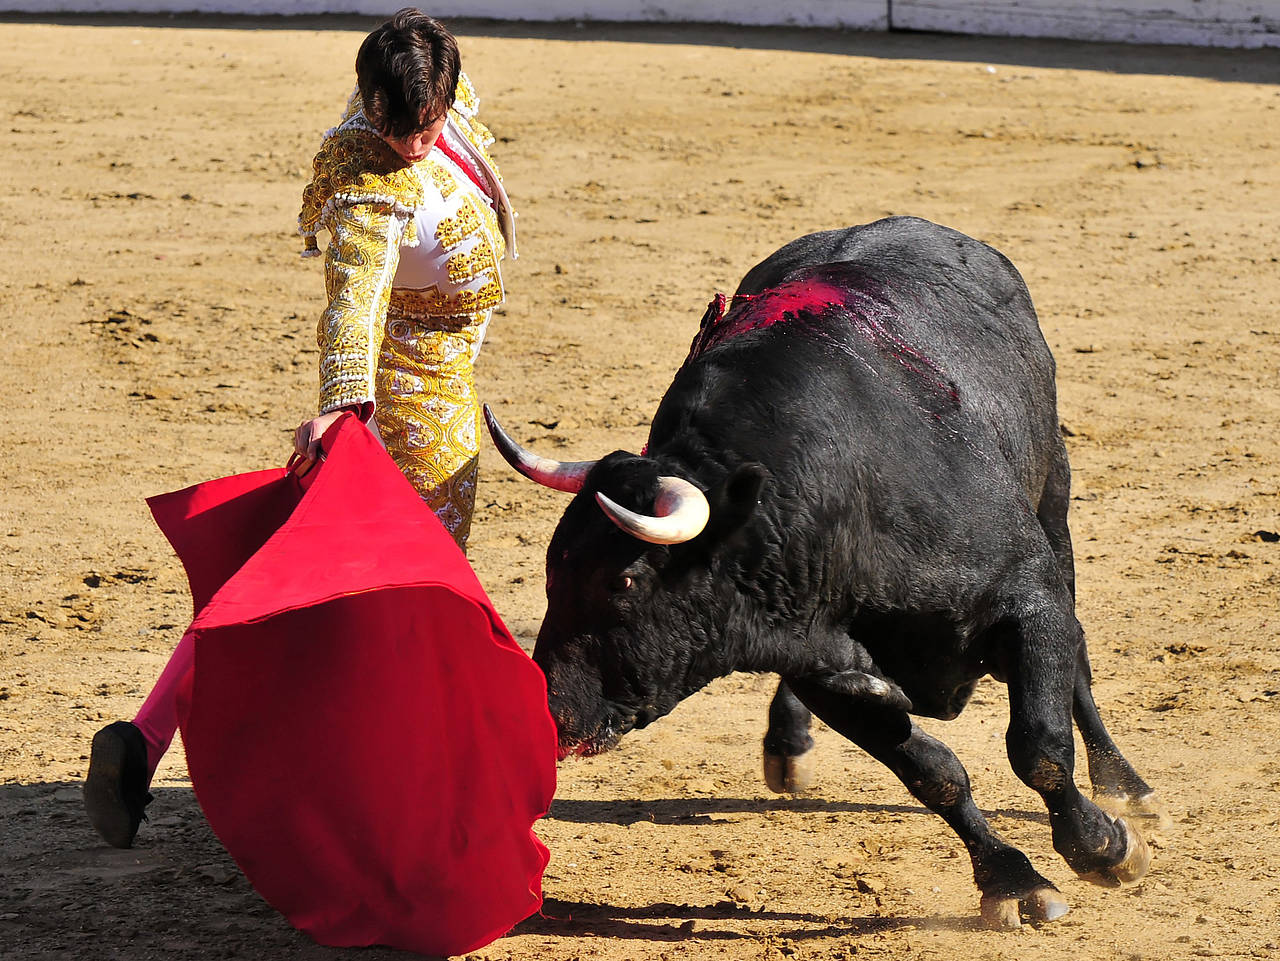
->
[1109, 817, 1151, 883]
[763, 747, 815, 794]
[979, 895, 1021, 930]
[1080, 817, 1151, 887]
[1095, 790, 1173, 832]
[979, 886, 1069, 930]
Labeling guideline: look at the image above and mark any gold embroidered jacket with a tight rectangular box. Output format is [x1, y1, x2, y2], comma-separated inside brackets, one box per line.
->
[298, 73, 516, 414]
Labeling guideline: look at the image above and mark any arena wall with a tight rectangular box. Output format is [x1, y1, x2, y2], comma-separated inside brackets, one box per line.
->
[893, 0, 1278, 48]
[4, 0, 1277, 48]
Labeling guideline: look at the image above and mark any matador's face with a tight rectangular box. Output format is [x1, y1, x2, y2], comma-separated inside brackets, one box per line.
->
[380, 112, 447, 165]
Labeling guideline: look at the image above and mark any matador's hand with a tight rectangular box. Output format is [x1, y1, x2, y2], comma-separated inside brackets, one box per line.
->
[294, 410, 347, 463]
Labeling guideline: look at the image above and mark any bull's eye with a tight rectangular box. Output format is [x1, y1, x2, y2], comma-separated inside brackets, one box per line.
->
[611, 575, 634, 592]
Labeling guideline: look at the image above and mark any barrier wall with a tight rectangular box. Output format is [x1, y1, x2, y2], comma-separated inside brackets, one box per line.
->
[892, 0, 1278, 48]
[4, 0, 1277, 47]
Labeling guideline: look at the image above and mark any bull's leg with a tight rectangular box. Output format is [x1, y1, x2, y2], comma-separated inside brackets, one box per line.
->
[763, 680, 816, 793]
[1035, 453, 1169, 830]
[1001, 603, 1151, 887]
[1035, 442, 1077, 601]
[1072, 647, 1170, 828]
[787, 676, 1067, 929]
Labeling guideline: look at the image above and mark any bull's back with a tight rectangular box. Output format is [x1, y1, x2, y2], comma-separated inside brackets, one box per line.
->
[738, 218, 1045, 371]
[738, 216, 1024, 301]
[733, 218, 1060, 492]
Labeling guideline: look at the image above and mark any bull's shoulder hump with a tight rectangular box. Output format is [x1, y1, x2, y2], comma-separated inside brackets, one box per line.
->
[735, 217, 1025, 298]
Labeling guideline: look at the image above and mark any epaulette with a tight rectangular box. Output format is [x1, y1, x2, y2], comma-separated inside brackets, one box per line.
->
[453, 71, 480, 118]
[298, 127, 425, 255]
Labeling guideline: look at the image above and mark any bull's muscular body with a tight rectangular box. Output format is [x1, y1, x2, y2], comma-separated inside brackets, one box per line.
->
[489, 217, 1161, 927]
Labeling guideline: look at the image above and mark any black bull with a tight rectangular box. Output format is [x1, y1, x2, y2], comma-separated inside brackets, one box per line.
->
[486, 216, 1165, 928]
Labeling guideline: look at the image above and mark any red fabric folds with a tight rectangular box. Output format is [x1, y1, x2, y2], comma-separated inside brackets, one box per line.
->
[146, 414, 556, 957]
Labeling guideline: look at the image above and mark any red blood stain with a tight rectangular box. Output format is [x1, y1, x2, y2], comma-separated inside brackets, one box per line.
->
[681, 273, 960, 412]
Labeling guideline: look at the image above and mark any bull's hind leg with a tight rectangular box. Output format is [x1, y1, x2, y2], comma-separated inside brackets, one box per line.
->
[1035, 441, 1077, 601]
[787, 676, 1068, 929]
[1035, 450, 1168, 830]
[1001, 600, 1151, 887]
[763, 680, 816, 793]
[1073, 647, 1170, 828]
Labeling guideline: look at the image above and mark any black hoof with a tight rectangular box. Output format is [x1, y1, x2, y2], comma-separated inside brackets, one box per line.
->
[84, 721, 153, 848]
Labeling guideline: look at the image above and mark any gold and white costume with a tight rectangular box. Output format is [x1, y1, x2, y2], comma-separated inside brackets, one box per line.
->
[298, 74, 515, 550]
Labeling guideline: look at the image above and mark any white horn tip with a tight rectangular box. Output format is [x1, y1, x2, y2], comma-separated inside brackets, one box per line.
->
[596, 476, 710, 545]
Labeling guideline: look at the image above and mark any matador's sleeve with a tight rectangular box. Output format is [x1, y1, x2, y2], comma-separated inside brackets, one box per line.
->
[317, 201, 409, 413]
[299, 129, 425, 413]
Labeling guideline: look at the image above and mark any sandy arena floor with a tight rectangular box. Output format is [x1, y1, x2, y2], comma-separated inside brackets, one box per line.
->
[1, 14, 1278, 961]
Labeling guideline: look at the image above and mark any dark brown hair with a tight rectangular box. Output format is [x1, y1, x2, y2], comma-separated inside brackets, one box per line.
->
[356, 8, 460, 139]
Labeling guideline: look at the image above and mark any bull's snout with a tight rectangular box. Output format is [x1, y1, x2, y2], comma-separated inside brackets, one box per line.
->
[540, 674, 633, 759]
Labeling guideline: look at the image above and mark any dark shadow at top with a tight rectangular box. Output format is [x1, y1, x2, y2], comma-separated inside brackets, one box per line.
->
[1, 12, 1276, 85]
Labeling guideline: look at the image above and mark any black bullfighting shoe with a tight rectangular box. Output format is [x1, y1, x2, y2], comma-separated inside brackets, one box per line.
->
[83, 720, 153, 848]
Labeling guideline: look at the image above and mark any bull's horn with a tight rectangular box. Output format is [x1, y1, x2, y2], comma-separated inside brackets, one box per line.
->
[596, 475, 710, 545]
[483, 404, 596, 493]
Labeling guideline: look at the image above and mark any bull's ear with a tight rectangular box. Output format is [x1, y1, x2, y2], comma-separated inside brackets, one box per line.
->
[709, 463, 768, 537]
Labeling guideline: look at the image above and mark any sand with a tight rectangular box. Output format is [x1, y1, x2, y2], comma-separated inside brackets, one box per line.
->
[1, 14, 1278, 961]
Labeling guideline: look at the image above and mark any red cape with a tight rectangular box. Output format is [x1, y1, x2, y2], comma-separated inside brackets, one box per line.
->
[147, 415, 556, 957]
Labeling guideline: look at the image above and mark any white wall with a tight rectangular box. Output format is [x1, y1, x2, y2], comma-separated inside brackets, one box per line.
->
[0, 0, 888, 26]
[4, 0, 1277, 48]
[894, 0, 1279, 49]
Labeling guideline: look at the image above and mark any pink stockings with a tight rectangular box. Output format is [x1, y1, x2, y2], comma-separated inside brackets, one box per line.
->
[131, 630, 195, 775]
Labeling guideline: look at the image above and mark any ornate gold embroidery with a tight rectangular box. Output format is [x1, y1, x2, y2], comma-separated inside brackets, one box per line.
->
[435, 198, 483, 250]
[386, 277, 504, 318]
[446, 242, 500, 287]
[454, 72, 479, 116]
[469, 118, 495, 148]
[375, 313, 486, 550]
[299, 128, 423, 243]
[479, 202, 506, 262]
[424, 159, 457, 199]
[316, 202, 404, 412]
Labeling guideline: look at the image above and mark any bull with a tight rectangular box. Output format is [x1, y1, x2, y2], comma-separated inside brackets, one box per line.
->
[485, 216, 1163, 928]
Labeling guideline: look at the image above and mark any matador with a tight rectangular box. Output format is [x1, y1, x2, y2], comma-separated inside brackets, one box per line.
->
[298, 71, 515, 549]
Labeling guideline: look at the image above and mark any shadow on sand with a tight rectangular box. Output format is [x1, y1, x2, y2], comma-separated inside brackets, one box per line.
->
[0, 782, 420, 960]
[546, 792, 1049, 827]
[517, 895, 982, 942]
[2, 778, 1023, 956]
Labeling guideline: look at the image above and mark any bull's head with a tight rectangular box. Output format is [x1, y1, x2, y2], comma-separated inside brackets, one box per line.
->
[485, 405, 764, 759]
